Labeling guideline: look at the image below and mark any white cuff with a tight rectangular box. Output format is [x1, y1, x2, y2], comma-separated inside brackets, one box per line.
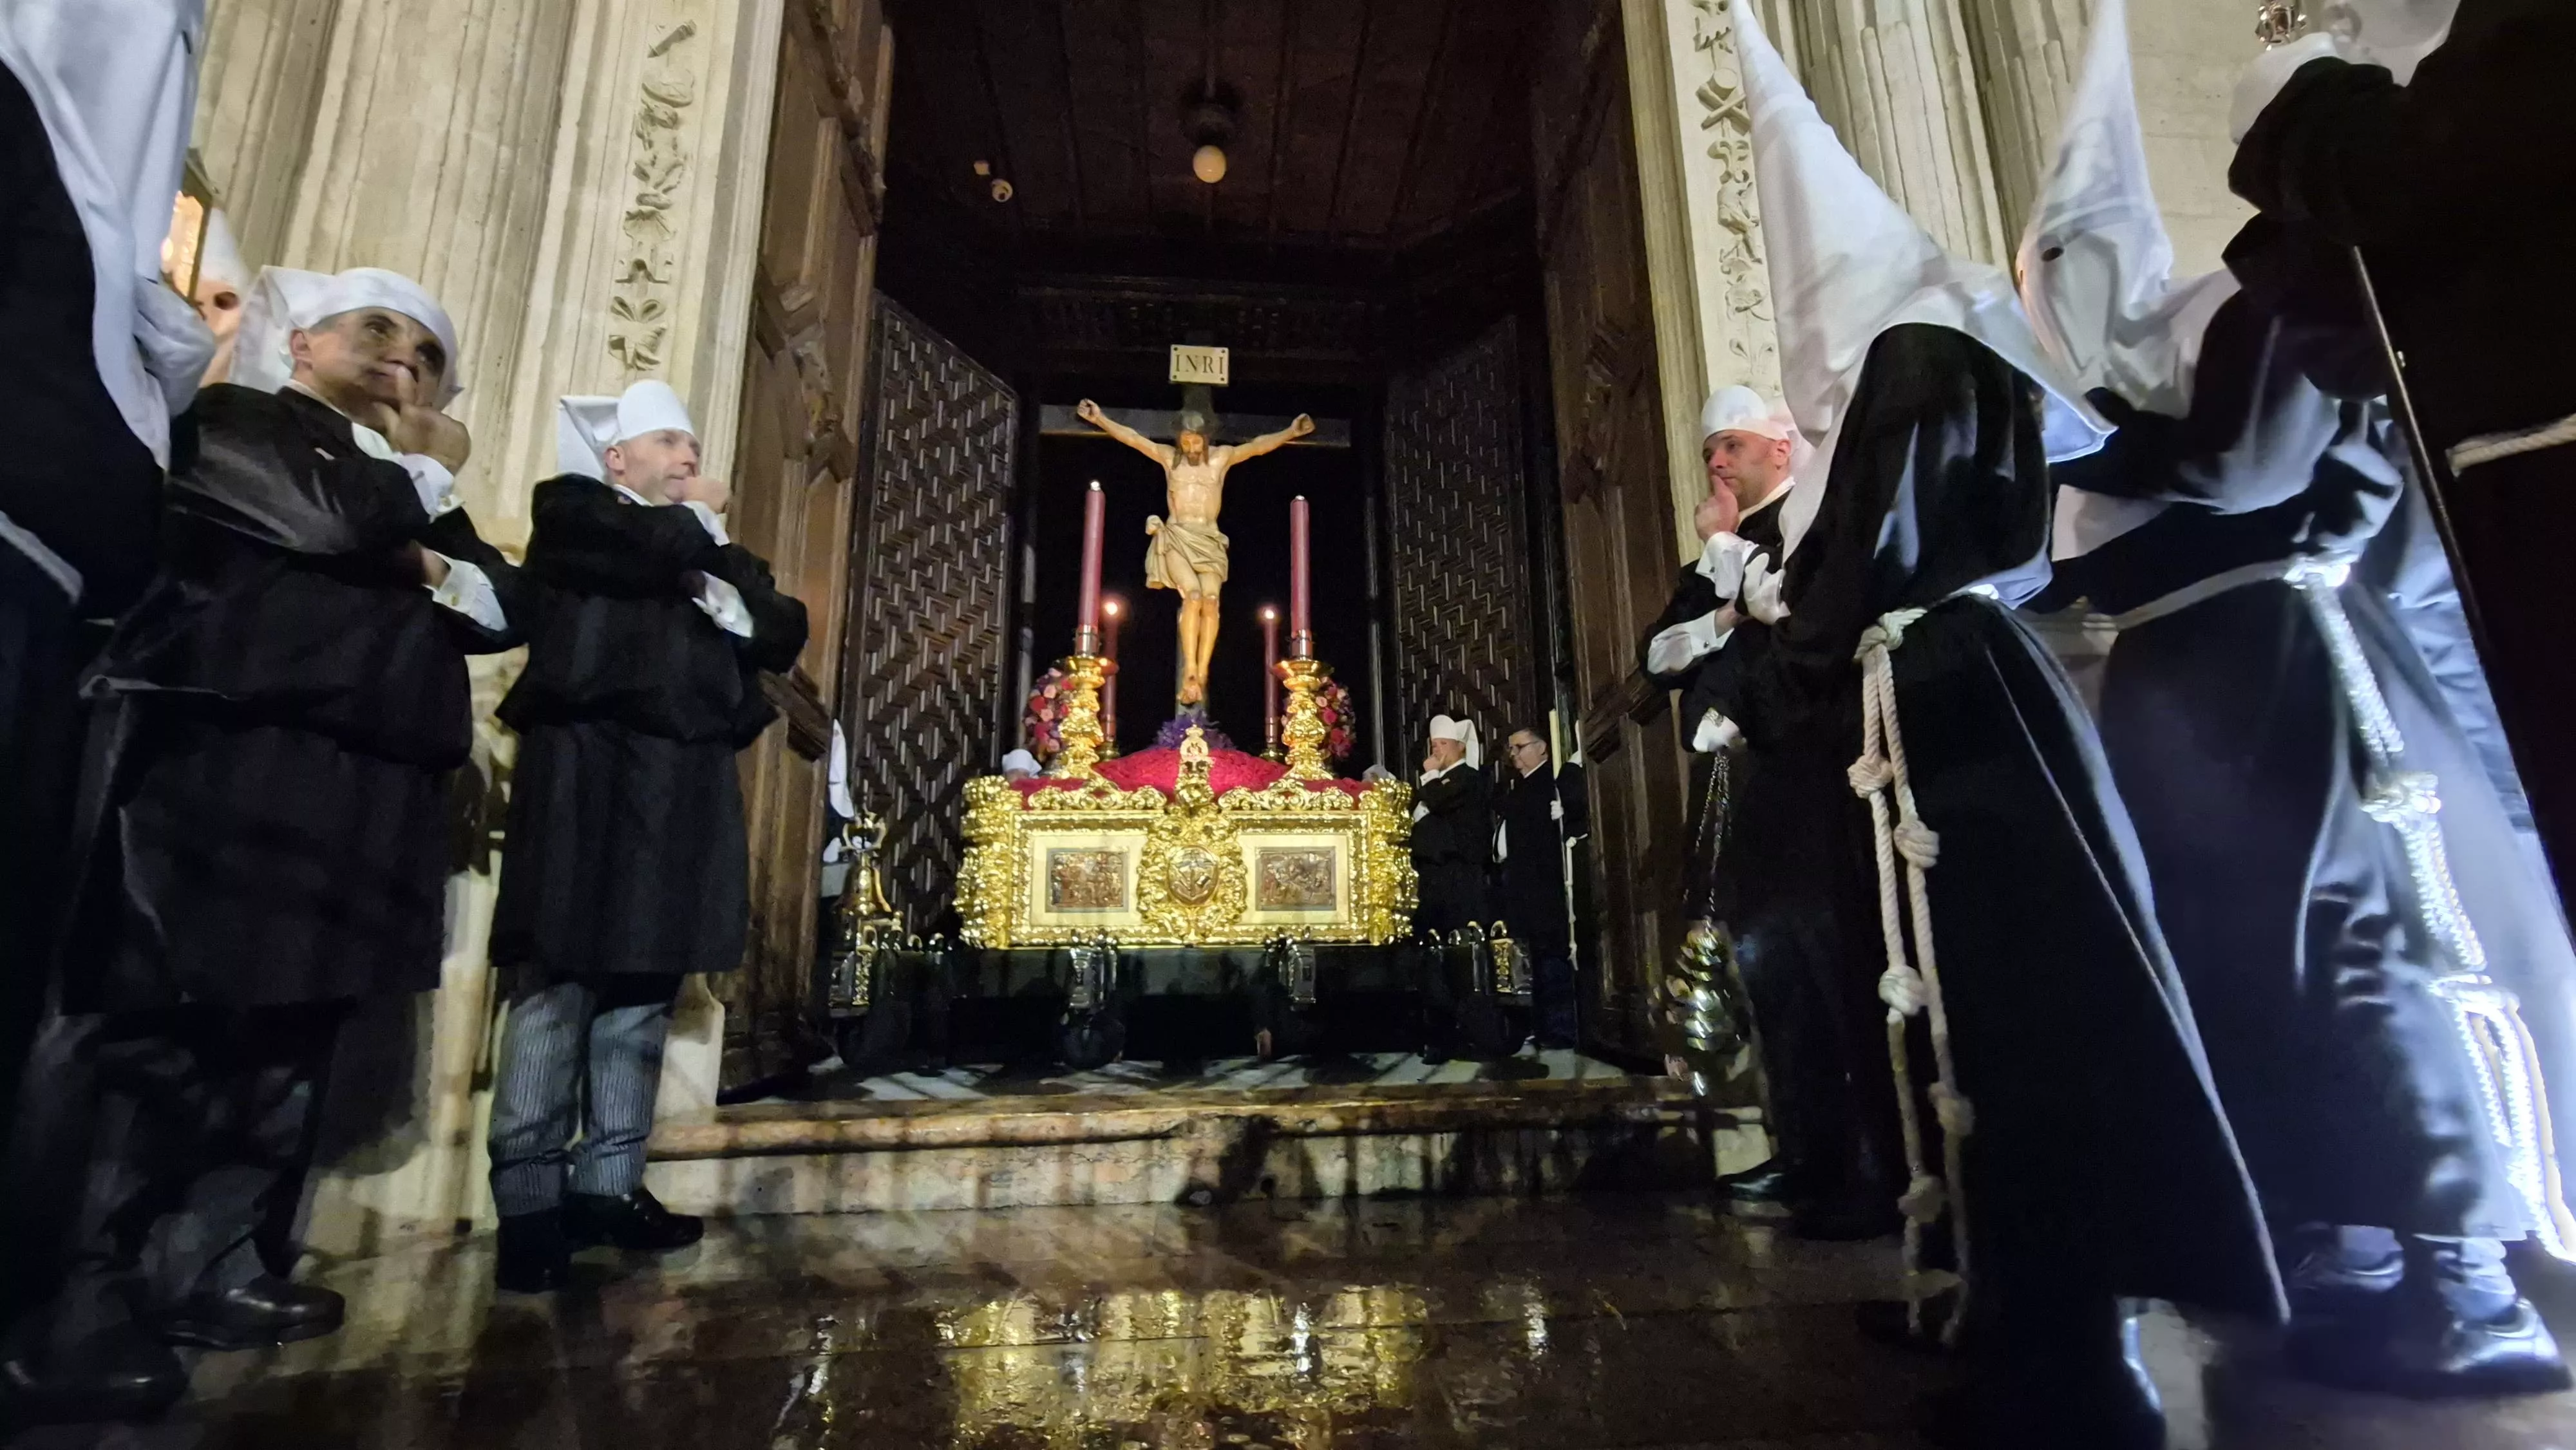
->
[1647, 611, 1730, 676]
[2230, 32, 2360, 142]
[1741, 554, 1791, 626]
[427, 554, 507, 632]
[682, 499, 732, 545]
[1495, 822, 1508, 862]
[401, 455, 458, 517]
[1690, 708, 1741, 754]
[694, 572, 755, 639]
[1694, 531, 1757, 598]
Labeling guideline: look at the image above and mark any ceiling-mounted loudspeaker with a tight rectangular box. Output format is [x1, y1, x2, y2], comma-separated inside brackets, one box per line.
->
[990, 178, 1013, 203]
[1180, 81, 1240, 186]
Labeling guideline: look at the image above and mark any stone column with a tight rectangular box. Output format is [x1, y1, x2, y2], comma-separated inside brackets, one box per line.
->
[1782, 0, 2012, 264]
[1956, 0, 2093, 241]
[1627, 1, 1793, 556]
[192, 0, 345, 268]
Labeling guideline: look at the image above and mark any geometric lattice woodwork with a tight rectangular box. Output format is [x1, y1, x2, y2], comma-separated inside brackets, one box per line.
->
[1384, 316, 1539, 749]
[848, 297, 1019, 933]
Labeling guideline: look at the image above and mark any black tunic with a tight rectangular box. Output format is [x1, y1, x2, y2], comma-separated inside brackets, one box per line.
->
[1493, 762, 1584, 951]
[491, 476, 807, 982]
[2230, 1, 2576, 928]
[67, 385, 527, 1012]
[1410, 762, 1492, 935]
[1704, 324, 2281, 1321]
[2052, 295, 2529, 1238]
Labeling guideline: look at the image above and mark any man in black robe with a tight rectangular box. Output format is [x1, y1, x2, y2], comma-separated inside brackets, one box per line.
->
[2229, 0, 2576, 925]
[1, 267, 523, 1425]
[1412, 715, 1490, 1062]
[2031, 0, 2570, 1395]
[1640, 386, 1896, 1240]
[0, 0, 213, 1131]
[1723, 5, 2280, 1442]
[482, 381, 806, 1294]
[1493, 727, 1586, 1049]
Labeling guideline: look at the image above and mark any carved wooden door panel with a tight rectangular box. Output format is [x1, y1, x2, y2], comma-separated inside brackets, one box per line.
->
[723, 0, 894, 1082]
[1530, 0, 1688, 1059]
[1383, 318, 1542, 775]
[845, 297, 1018, 934]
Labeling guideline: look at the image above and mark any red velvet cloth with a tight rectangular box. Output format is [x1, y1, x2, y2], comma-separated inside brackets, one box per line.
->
[1012, 747, 1368, 798]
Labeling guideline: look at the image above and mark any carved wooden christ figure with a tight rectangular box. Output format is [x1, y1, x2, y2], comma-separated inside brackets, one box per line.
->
[1074, 399, 1314, 706]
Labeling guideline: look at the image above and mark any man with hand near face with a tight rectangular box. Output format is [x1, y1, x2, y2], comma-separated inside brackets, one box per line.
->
[482, 382, 806, 1294]
[1637, 388, 1895, 1242]
[2, 267, 523, 1425]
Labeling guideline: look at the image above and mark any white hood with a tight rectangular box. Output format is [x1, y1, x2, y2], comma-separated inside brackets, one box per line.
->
[0, 0, 214, 466]
[2322, 0, 2457, 82]
[1730, 0, 2107, 558]
[2017, 0, 2240, 422]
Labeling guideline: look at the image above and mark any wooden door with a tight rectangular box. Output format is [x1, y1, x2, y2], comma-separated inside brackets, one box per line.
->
[724, 0, 895, 1084]
[1529, 0, 1687, 1059]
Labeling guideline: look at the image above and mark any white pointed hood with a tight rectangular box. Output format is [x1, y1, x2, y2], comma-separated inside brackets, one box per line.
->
[2017, 0, 2239, 421]
[2323, 0, 2456, 82]
[1730, 0, 2107, 557]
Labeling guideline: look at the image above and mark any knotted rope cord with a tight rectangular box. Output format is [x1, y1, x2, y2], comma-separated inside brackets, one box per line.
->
[2286, 555, 2576, 1259]
[1850, 605, 1971, 1344]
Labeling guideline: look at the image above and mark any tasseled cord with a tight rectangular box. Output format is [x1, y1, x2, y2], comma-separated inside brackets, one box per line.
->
[1850, 606, 1975, 1344]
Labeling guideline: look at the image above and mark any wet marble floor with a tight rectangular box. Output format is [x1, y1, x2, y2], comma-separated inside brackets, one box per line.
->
[22, 1195, 2576, 1449]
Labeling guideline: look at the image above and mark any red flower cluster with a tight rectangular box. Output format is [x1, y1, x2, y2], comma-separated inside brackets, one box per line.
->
[1315, 679, 1358, 764]
[1024, 666, 1071, 760]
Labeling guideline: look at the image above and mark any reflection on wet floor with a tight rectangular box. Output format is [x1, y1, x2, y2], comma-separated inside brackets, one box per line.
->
[28, 1195, 2576, 1448]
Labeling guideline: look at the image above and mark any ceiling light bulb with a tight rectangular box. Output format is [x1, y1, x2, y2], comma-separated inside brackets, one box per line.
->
[1191, 144, 1227, 185]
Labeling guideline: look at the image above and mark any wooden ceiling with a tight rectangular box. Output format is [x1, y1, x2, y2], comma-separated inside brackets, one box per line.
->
[883, 0, 1542, 267]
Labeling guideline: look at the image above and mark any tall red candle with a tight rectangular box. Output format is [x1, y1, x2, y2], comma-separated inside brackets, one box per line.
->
[1075, 480, 1106, 652]
[1288, 494, 1311, 655]
[1260, 606, 1280, 746]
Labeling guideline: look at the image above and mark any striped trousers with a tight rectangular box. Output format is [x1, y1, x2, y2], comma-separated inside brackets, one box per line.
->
[487, 975, 681, 1218]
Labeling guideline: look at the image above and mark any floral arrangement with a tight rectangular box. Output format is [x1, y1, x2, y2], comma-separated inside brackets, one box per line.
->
[1152, 710, 1236, 754]
[1024, 666, 1070, 760]
[1316, 679, 1358, 764]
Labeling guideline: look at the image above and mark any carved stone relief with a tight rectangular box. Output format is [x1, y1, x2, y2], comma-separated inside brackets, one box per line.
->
[609, 17, 703, 375]
[1687, 0, 1783, 398]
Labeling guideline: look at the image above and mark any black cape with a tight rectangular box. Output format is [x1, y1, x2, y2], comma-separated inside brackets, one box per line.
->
[1493, 761, 1585, 950]
[1703, 324, 2282, 1321]
[491, 475, 808, 982]
[66, 385, 527, 1011]
[1410, 761, 1492, 935]
[2052, 295, 2531, 1238]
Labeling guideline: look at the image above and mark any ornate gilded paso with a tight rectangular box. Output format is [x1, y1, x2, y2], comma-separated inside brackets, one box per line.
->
[957, 725, 1417, 948]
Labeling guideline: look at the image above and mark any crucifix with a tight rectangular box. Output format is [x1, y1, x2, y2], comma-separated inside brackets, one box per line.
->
[1072, 397, 1314, 707]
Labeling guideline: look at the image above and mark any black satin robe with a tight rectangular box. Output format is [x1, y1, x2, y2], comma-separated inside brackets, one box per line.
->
[491, 475, 807, 983]
[1410, 762, 1492, 935]
[1703, 323, 2281, 1321]
[66, 385, 527, 1011]
[2052, 296, 2530, 1238]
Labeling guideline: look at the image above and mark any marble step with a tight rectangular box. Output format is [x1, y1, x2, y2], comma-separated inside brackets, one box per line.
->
[644, 1072, 1761, 1216]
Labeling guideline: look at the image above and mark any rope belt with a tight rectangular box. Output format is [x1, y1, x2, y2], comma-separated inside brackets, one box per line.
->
[2281, 555, 2576, 1259]
[1848, 588, 1992, 1345]
[2449, 410, 2576, 475]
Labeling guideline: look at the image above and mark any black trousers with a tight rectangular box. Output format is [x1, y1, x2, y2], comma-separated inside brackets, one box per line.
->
[5, 1003, 346, 1350]
[0, 548, 82, 1129]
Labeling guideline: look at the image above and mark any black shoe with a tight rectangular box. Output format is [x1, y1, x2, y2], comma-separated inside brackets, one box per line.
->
[2284, 1222, 2406, 1328]
[2288, 1234, 2573, 1397]
[495, 1209, 572, 1294]
[2291, 1294, 2572, 1397]
[0, 1324, 189, 1427]
[564, 1187, 703, 1252]
[157, 1275, 345, 1350]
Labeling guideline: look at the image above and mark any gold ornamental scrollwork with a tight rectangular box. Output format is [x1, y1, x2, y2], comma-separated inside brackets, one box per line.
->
[956, 729, 1417, 949]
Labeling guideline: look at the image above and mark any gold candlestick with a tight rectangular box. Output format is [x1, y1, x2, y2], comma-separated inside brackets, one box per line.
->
[1056, 654, 1112, 778]
[1276, 655, 1334, 780]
